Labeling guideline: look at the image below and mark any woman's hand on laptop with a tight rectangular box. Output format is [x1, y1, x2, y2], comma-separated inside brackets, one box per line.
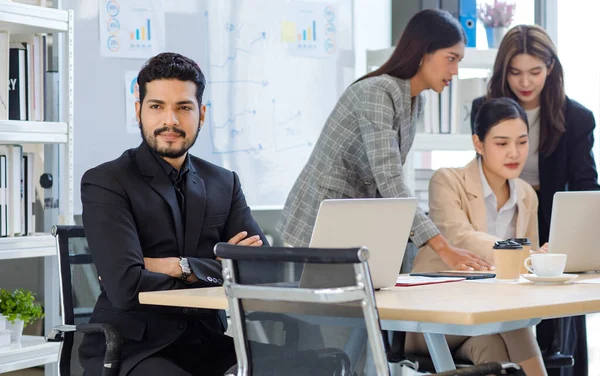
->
[427, 234, 494, 271]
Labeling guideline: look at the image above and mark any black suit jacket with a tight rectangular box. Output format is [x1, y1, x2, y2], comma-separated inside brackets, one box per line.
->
[79, 143, 267, 376]
[471, 97, 600, 243]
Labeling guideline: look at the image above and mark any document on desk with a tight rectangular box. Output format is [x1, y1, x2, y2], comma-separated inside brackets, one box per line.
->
[395, 275, 465, 287]
[466, 277, 527, 284]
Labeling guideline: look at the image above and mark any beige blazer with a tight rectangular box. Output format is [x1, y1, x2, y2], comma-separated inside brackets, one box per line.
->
[412, 159, 539, 272]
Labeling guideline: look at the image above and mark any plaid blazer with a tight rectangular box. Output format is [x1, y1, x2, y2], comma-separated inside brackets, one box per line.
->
[276, 74, 440, 247]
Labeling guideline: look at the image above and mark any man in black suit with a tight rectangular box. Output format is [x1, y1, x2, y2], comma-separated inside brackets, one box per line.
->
[79, 52, 267, 376]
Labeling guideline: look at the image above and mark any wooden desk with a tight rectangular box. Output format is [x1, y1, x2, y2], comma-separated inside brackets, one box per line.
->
[140, 274, 600, 324]
[139, 274, 600, 371]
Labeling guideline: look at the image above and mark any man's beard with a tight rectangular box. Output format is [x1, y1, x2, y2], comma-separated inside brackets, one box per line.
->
[140, 120, 200, 158]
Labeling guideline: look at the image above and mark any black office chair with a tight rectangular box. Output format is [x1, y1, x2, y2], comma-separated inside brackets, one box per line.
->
[47, 225, 122, 376]
[217, 243, 389, 375]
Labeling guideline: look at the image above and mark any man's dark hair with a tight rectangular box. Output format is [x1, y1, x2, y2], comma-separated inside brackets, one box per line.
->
[137, 52, 206, 105]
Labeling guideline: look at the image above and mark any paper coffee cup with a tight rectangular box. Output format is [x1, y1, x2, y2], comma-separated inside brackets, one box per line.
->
[493, 240, 523, 280]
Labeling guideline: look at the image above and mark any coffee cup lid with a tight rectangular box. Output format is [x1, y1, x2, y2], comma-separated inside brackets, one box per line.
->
[493, 240, 523, 249]
[506, 237, 531, 245]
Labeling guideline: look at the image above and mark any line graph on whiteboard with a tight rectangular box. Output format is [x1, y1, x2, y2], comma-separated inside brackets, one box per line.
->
[199, 0, 348, 207]
[202, 1, 336, 155]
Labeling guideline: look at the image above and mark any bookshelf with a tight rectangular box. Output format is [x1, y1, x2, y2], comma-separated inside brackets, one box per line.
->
[0, 120, 67, 143]
[0, 335, 60, 373]
[0, 2, 68, 33]
[0, 2, 73, 376]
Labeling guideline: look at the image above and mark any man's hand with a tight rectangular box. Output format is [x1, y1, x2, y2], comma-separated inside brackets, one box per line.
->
[228, 231, 263, 246]
[144, 257, 181, 278]
[426, 234, 494, 271]
[536, 242, 549, 254]
[214, 231, 263, 261]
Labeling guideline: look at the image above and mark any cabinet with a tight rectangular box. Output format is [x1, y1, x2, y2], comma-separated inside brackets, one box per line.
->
[0, 2, 73, 375]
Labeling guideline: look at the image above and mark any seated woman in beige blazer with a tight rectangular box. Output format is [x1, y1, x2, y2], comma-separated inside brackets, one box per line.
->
[407, 98, 546, 376]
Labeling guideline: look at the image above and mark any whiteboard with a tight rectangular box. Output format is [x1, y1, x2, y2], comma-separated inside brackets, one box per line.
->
[68, 0, 355, 213]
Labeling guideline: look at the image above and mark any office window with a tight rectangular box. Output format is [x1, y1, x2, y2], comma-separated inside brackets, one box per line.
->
[557, 0, 600, 175]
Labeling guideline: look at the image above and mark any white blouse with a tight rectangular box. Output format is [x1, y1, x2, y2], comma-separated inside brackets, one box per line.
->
[479, 159, 517, 239]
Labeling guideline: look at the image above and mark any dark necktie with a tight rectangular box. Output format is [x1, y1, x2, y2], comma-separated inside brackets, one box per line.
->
[174, 174, 185, 225]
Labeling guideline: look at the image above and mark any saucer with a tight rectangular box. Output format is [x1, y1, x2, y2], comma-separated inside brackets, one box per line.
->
[522, 273, 578, 285]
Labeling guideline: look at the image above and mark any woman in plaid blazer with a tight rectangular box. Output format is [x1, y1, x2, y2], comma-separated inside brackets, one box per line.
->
[277, 9, 491, 271]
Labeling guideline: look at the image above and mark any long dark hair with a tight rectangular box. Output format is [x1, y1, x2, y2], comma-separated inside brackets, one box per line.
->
[474, 97, 529, 142]
[357, 9, 465, 83]
[487, 25, 565, 156]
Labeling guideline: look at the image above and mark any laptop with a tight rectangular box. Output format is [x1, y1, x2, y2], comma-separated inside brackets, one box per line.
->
[299, 197, 418, 289]
[548, 191, 600, 273]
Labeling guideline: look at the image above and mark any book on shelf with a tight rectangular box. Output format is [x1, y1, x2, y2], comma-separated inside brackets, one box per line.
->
[8, 42, 27, 121]
[7, 145, 21, 236]
[23, 152, 35, 235]
[8, 35, 47, 121]
[456, 77, 487, 134]
[0, 145, 37, 237]
[429, 89, 439, 133]
[0, 31, 8, 120]
[421, 77, 488, 135]
[440, 85, 451, 133]
[44, 70, 59, 121]
[0, 154, 6, 237]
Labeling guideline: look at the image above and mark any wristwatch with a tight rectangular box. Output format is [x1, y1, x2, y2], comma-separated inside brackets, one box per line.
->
[178, 257, 192, 281]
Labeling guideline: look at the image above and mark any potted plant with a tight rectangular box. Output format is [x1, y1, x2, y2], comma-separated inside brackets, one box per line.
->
[0, 288, 44, 343]
[478, 0, 516, 48]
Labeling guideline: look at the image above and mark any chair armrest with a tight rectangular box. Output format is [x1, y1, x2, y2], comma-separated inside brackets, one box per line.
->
[47, 323, 122, 376]
[47, 325, 77, 341]
[76, 323, 122, 375]
[543, 352, 574, 368]
[433, 362, 525, 376]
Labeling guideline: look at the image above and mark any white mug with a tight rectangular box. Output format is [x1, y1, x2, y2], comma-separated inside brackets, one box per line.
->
[524, 254, 567, 277]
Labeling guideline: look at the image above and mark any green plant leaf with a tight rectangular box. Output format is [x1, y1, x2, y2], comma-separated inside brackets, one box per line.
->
[0, 288, 44, 326]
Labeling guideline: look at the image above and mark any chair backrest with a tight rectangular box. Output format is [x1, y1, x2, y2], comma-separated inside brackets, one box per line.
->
[215, 243, 390, 376]
[52, 225, 101, 376]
